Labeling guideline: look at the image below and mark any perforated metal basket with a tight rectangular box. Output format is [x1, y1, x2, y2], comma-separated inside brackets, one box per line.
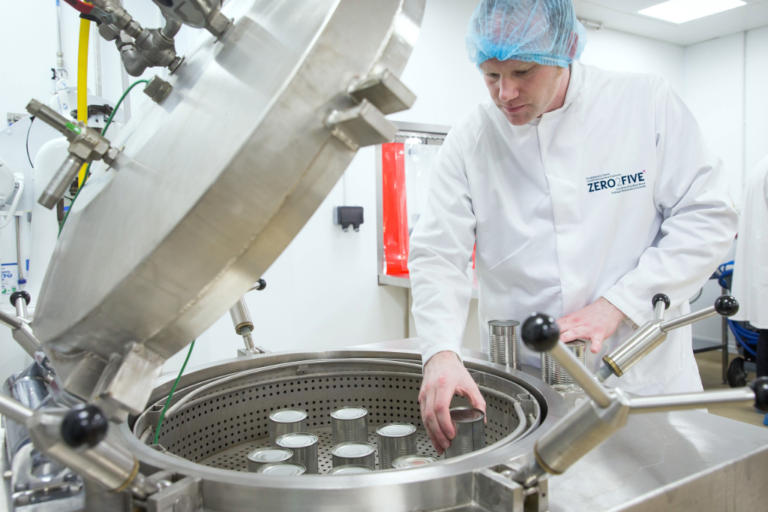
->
[132, 355, 540, 474]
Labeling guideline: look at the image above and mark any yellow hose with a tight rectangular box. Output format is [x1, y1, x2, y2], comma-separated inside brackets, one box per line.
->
[76, 17, 90, 189]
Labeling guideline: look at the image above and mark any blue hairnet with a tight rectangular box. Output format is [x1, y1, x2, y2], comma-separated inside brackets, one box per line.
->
[466, 0, 587, 68]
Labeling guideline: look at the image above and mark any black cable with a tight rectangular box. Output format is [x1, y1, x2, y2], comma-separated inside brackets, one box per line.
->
[690, 287, 704, 304]
[26, 116, 35, 168]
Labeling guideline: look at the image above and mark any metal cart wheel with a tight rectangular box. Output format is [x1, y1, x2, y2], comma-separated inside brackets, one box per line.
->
[728, 357, 748, 388]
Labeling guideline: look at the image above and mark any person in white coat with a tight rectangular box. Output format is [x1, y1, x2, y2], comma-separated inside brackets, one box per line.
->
[409, 0, 738, 454]
[732, 156, 768, 378]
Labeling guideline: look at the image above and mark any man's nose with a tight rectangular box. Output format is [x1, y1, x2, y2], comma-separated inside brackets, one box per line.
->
[498, 77, 520, 103]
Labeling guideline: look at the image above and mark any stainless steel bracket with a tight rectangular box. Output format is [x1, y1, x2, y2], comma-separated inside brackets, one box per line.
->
[91, 343, 165, 420]
[326, 99, 397, 151]
[348, 69, 417, 115]
[146, 476, 203, 512]
[474, 467, 525, 512]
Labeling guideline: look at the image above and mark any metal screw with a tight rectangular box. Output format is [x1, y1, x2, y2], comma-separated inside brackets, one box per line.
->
[2, 470, 12, 480]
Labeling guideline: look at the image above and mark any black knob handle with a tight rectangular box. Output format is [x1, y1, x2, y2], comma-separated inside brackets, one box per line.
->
[714, 295, 739, 317]
[256, 278, 266, 291]
[751, 377, 768, 413]
[61, 404, 108, 449]
[652, 293, 670, 310]
[521, 313, 560, 353]
[10, 291, 31, 307]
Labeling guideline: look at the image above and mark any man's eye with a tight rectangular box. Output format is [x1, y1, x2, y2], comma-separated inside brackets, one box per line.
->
[517, 69, 532, 76]
[486, 73, 499, 78]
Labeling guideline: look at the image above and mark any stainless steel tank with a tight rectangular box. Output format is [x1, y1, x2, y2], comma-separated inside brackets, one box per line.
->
[31, 0, 428, 421]
[124, 349, 566, 511]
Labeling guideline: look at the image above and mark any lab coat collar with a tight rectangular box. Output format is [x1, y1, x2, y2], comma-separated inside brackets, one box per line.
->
[562, 61, 584, 108]
[526, 61, 584, 126]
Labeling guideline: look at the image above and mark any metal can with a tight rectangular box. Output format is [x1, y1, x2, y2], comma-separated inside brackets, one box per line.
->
[276, 432, 319, 474]
[376, 423, 418, 470]
[330, 406, 369, 445]
[256, 462, 306, 476]
[392, 455, 438, 469]
[541, 340, 587, 386]
[246, 447, 294, 473]
[331, 442, 376, 469]
[328, 465, 375, 475]
[268, 408, 308, 445]
[489, 320, 521, 369]
[444, 407, 486, 459]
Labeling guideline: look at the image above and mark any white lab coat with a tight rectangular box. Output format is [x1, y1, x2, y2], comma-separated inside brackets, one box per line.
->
[409, 62, 738, 395]
[732, 156, 768, 329]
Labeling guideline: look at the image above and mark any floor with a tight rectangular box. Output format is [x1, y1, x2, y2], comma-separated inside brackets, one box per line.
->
[696, 350, 766, 428]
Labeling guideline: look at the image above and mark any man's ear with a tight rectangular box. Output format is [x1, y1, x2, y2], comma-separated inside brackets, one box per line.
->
[568, 32, 579, 59]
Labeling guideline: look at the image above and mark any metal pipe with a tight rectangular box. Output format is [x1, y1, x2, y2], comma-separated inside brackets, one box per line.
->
[0, 308, 22, 330]
[56, 0, 65, 71]
[13, 323, 42, 356]
[229, 298, 253, 336]
[653, 300, 665, 321]
[549, 342, 612, 408]
[630, 387, 755, 414]
[39, 154, 86, 209]
[26, 99, 73, 136]
[121, 57, 132, 123]
[0, 393, 34, 424]
[118, 41, 148, 77]
[722, 287, 729, 384]
[15, 295, 28, 320]
[15, 216, 25, 290]
[242, 333, 255, 351]
[92, 22, 103, 97]
[660, 306, 716, 332]
[161, 12, 182, 39]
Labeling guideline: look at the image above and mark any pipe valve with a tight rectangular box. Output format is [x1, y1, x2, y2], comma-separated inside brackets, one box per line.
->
[513, 311, 765, 487]
[596, 294, 739, 382]
[25, 100, 121, 209]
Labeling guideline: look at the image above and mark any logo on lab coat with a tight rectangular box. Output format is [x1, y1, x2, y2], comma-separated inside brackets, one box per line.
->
[587, 171, 646, 194]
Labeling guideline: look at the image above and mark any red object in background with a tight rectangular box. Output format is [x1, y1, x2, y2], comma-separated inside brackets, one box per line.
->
[382, 142, 410, 276]
[472, 244, 476, 269]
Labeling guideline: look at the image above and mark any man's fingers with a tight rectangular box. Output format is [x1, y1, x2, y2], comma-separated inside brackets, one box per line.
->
[589, 335, 604, 354]
[559, 328, 578, 343]
[434, 386, 456, 449]
[562, 323, 595, 342]
[423, 387, 450, 454]
[556, 314, 577, 331]
[420, 390, 442, 453]
[459, 381, 487, 423]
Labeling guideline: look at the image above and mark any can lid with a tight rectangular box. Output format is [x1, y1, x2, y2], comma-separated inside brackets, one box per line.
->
[449, 407, 484, 422]
[256, 462, 306, 475]
[376, 423, 417, 437]
[328, 465, 374, 475]
[330, 407, 368, 420]
[247, 448, 293, 463]
[488, 319, 520, 327]
[269, 409, 308, 423]
[392, 455, 438, 468]
[276, 432, 319, 448]
[332, 442, 375, 458]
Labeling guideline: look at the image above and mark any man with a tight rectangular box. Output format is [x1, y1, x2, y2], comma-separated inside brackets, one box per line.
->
[732, 156, 768, 378]
[409, 0, 738, 454]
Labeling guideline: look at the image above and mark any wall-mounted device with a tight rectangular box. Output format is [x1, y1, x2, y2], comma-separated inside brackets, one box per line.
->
[334, 206, 364, 232]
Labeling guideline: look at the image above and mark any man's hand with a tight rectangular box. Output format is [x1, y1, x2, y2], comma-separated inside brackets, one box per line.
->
[557, 297, 626, 354]
[419, 351, 486, 454]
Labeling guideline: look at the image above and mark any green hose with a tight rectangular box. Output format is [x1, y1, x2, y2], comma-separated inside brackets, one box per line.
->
[154, 340, 195, 445]
[58, 79, 149, 236]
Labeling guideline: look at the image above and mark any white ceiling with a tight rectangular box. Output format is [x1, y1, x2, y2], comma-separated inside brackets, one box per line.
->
[573, 0, 768, 46]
